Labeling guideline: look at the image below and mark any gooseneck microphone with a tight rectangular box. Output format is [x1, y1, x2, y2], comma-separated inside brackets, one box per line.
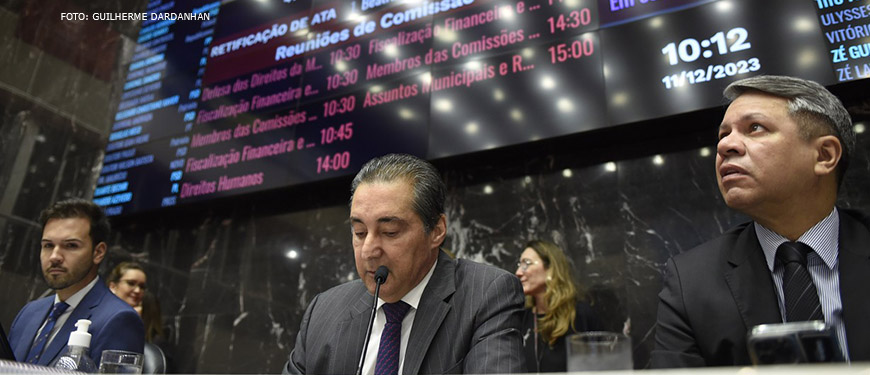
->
[356, 265, 389, 375]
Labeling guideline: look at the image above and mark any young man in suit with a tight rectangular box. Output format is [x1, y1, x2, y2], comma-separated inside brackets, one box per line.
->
[652, 75, 870, 367]
[285, 154, 527, 375]
[8, 199, 144, 366]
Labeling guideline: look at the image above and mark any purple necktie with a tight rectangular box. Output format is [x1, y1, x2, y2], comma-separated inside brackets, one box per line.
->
[776, 242, 824, 322]
[375, 301, 411, 375]
[25, 301, 69, 364]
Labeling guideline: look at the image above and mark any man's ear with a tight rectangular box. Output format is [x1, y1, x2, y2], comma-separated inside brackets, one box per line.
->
[430, 214, 447, 247]
[93, 241, 107, 265]
[814, 135, 842, 177]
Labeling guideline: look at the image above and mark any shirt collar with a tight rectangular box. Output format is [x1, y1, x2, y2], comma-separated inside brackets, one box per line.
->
[377, 258, 437, 310]
[756, 208, 839, 271]
[54, 276, 100, 310]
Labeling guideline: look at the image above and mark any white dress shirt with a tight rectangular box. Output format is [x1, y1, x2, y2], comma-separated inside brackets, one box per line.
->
[361, 259, 437, 375]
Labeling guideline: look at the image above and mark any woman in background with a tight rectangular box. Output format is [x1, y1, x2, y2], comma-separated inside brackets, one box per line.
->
[108, 262, 164, 342]
[107, 262, 147, 314]
[515, 240, 600, 372]
[109, 262, 173, 372]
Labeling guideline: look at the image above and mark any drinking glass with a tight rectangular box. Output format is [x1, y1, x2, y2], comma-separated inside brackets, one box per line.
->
[566, 331, 633, 371]
[98, 350, 143, 374]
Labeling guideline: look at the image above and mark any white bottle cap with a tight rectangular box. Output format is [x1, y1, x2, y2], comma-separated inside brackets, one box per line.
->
[68, 319, 92, 348]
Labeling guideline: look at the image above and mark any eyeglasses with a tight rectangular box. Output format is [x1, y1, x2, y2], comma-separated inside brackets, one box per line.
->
[516, 259, 540, 272]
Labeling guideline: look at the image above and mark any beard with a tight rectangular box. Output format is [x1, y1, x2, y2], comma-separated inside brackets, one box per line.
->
[43, 264, 92, 291]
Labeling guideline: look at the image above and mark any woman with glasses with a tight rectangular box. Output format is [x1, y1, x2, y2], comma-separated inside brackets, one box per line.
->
[515, 240, 600, 372]
[108, 262, 147, 314]
[108, 262, 173, 372]
[108, 262, 164, 342]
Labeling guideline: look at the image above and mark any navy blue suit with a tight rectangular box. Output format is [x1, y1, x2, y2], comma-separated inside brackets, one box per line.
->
[8, 280, 144, 366]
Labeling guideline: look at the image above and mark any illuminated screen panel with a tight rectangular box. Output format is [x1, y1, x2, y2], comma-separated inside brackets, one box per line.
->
[174, 0, 434, 204]
[812, 0, 870, 83]
[601, 0, 834, 126]
[96, 0, 867, 216]
[597, 0, 717, 27]
[428, 31, 605, 158]
[177, 73, 430, 203]
[426, 0, 605, 158]
[95, 0, 221, 215]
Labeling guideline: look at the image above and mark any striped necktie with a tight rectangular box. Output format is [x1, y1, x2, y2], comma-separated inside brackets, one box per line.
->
[776, 242, 824, 322]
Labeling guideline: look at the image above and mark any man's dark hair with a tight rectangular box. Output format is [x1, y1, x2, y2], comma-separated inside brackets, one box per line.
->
[39, 198, 111, 246]
[350, 154, 446, 234]
[724, 75, 855, 185]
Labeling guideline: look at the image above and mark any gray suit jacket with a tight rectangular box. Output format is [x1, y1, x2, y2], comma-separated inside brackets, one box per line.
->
[284, 250, 527, 374]
[652, 208, 870, 367]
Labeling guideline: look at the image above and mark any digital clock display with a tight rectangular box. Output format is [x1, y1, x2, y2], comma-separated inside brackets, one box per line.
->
[661, 27, 751, 65]
[601, 0, 833, 125]
[95, 0, 863, 216]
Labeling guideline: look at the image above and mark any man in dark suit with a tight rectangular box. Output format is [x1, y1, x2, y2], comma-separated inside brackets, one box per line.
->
[8, 199, 144, 366]
[284, 154, 526, 374]
[652, 75, 870, 367]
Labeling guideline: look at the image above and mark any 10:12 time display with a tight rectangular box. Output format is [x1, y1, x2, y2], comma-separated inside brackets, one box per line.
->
[661, 27, 751, 65]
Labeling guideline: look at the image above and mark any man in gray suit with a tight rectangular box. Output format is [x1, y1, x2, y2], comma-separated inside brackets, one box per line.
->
[284, 154, 527, 375]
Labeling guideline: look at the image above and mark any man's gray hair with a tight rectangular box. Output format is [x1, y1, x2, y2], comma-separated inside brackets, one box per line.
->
[724, 75, 855, 183]
[350, 154, 446, 233]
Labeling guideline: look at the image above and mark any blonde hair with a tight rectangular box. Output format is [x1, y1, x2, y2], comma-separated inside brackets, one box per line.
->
[525, 240, 579, 346]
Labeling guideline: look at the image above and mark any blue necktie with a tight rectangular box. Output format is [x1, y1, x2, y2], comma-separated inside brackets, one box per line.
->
[776, 242, 824, 322]
[375, 301, 411, 375]
[26, 301, 70, 364]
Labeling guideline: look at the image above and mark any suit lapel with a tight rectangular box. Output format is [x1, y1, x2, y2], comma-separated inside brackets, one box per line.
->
[13, 297, 53, 361]
[403, 251, 454, 375]
[723, 224, 782, 331]
[39, 281, 104, 366]
[337, 284, 377, 375]
[837, 210, 870, 360]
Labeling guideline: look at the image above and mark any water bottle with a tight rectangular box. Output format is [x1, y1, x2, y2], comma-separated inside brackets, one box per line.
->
[50, 319, 97, 373]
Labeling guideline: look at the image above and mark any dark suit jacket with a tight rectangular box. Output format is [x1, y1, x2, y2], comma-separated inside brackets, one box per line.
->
[8, 279, 145, 366]
[284, 250, 527, 374]
[652, 209, 870, 367]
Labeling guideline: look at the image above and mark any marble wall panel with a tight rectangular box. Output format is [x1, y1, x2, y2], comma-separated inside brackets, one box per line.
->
[0, 11, 40, 93]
